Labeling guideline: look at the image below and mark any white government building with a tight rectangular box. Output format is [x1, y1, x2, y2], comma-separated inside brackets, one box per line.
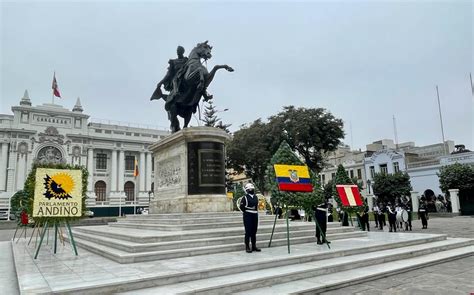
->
[0, 91, 169, 216]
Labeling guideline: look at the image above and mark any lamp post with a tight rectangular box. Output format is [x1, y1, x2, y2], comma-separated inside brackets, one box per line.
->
[367, 179, 371, 194]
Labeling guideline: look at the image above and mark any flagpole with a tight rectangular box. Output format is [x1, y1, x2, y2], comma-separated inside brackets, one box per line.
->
[52, 72, 55, 104]
[470, 73, 473, 96]
[436, 85, 447, 155]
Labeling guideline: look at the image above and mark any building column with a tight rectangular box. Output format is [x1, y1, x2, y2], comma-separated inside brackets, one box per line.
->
[86, 148, 96, 206]
[145, 152, 152, 192]
[16, 153, 27, 191]
[118, 150, 125, 192]
[410, 191, 419, 213]
[137, 151, 148, 205]
[366, 194, 374, 212]
[448, 189, 461, 214]
[0, 143, 8, 191]
[6, 144, 17, 192]
[111, 149, 117, 192]
[139, 152, 146, 192]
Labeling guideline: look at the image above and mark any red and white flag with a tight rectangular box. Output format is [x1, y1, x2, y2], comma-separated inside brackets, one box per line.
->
[336, 185, 363, 207]
[52, 73, 61, 98]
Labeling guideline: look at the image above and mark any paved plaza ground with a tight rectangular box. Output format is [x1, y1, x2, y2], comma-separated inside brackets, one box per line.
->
[1, 216, 472, 294]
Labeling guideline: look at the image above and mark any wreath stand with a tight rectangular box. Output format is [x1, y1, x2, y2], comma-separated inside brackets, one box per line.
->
[33, 221, 78, 259]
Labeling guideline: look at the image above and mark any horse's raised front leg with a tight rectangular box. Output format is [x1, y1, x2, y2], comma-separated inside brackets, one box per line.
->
[205, 65, 234, 88]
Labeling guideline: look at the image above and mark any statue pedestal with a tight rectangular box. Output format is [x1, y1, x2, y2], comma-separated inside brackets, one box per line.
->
[149, 127, 232, 213]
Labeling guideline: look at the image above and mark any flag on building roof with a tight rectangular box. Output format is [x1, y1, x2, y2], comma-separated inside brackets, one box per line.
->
[52, 73, 61, 98]
[336, 185, 363, 207]
[274, 164, 313, 192]
[133, 158, 139, 177]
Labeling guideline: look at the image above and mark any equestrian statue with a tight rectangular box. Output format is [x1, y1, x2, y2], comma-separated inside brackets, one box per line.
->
[150, 41, 234, 133]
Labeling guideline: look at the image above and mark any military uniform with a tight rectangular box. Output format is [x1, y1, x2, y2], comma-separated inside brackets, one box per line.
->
[240, 184, 261, 253]
[387, 204, 397, 232]
[360, 206, 370, 231]
[419, 202, 429, 229]
[313, 202, 328, 244]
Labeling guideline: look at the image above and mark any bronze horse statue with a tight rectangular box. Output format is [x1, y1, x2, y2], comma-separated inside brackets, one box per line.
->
[151, 41, 234, 133]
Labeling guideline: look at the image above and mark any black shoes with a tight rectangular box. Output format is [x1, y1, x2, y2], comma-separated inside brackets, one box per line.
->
[246, 246, 261, 253]
[246, 246, 252, 253]
[252, 248, 261, 252]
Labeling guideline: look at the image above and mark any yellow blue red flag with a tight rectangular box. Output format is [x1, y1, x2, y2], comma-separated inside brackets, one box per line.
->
[273, 164, 313, 192]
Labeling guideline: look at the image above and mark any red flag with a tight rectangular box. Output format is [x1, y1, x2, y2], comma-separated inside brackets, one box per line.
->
[52, 73, 61, 98]
[336, 185, 363, 207]
[133, 159, 139, 177]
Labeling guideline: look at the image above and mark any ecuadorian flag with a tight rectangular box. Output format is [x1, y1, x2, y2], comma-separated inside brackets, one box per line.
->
[274, 164, 313, 192]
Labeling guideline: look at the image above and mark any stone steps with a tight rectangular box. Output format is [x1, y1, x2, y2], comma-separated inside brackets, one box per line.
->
[49, 233, 460, 294]
[240, 245, 474, 295]
[119, 238, 474, 294]
[73, 222, 340, 243]
[111, 218, 288, 231]
[66, 230, 367, 263]
[120, 214, 278, 225]
[125, 212, 244, 219]
[71, 226, 356, 253]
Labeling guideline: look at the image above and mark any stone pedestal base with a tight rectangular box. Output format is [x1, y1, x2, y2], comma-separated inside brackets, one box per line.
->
[151, 194, 232, 213]
[149, 127, 232, 214]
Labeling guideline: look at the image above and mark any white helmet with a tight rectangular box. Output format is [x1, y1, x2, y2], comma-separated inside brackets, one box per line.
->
[244, 183, 255, 192]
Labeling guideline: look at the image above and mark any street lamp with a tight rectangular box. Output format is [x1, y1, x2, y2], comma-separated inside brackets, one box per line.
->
[367, 179, 371, 194]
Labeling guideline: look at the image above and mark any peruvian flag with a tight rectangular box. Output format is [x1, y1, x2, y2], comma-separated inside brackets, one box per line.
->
[52, 72, 61, 98]
[336, 185, 363, 207]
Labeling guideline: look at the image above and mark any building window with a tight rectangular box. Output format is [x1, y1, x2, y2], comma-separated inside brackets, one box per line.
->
[125, 155, 135, 171]
[124, 181, 135, 202]
[152, 157, 155, 172]
[331, 172, 335, 179]
[380, 164, 388, 174]
[393, 162, 400, 173]
[321, 174, 326, 184]
[95, 181, 106, 202]
[151, 182, 154, 192]
[96, 153, 107, 170]
[369, 166, 375, 178]
[350, 170, 354, 179]
[357, 169, 362, 179]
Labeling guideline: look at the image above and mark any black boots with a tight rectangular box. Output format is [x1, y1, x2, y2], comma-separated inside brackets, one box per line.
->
[246, 245, 252, 253]
[252, 247, 261, 252]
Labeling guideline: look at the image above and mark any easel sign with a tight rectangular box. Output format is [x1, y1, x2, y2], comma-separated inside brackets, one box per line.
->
[32, 168, 82, 259]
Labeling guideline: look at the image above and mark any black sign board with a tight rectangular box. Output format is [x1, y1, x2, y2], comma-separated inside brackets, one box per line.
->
[188, 142, 225, 195]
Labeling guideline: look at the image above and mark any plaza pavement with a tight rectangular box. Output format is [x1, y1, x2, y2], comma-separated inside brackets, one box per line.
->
[0, 216, 472, 294]
[320, 216, 474, 295]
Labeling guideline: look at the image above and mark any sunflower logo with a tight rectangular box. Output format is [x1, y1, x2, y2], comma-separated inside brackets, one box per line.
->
[43, 172, 75, 200]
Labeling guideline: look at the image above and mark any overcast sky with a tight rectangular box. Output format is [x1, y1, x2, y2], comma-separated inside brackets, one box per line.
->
[1, 0, 472, 150]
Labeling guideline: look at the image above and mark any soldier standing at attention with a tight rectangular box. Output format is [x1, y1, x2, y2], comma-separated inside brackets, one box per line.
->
[240, 183, 261, 253]
[418, 197, 429, 229]
[313, 200, 328, 245]
[387, 202, 397, 232]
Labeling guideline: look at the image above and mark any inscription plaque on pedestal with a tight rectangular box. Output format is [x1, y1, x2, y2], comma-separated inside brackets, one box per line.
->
[188, 142, 225, 195]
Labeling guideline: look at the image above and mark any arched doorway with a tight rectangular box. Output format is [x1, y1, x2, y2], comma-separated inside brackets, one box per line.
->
[124, 181, 135, 202]
[95, 181, 107, 202]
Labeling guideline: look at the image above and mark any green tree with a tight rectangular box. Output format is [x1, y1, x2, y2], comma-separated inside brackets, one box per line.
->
[202, 100, 219, 127]
[267, 106, 344, 173]
[438, 163, 474, 195]
[202, 100, 231, 132]
[227, 106, 344, 192]
[266, 141, 323, 215]
[372, 172, 412, 204]
[227, 119, 274, 193]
